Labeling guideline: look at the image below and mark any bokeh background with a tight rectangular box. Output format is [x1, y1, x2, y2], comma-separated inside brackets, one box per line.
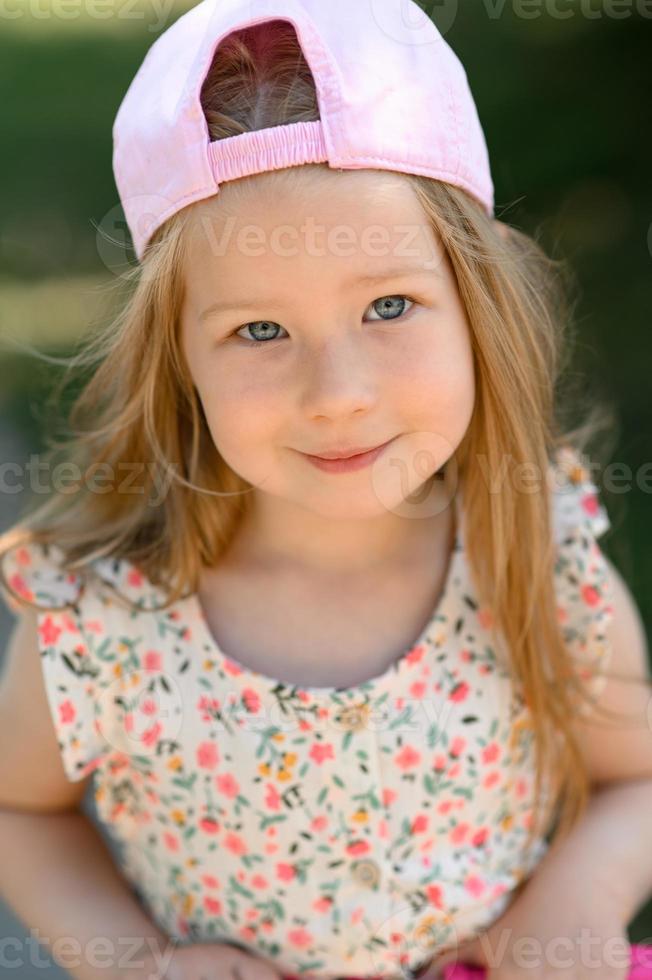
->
[0, 1, 651, 975]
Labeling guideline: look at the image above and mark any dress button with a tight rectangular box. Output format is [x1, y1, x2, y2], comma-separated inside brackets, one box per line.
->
[351, 858, 381, 889]
[336, 703, 370, 732]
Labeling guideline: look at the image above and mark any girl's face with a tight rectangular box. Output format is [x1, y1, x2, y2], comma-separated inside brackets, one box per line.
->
[180, 168, 475, 542]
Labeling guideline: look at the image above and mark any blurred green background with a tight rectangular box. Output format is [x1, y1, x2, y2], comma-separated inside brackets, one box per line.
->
[0, 0, 651, 974]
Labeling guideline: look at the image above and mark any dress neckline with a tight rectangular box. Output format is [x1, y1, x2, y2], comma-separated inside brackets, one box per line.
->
[189, 490, 465, 701]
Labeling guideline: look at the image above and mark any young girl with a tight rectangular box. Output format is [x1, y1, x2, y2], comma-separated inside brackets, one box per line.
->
[1, 3, 651, 980]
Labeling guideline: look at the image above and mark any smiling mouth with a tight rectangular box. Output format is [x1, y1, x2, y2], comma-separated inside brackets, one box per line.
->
[305, 438, 394, 460]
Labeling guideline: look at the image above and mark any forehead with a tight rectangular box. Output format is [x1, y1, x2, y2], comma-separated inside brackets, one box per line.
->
[182, 166, 446, 282]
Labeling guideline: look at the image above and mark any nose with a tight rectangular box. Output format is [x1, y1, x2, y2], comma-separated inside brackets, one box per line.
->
[299, 335, 378, 420]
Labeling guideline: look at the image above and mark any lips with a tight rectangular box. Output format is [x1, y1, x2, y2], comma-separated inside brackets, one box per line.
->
[308, 440, 390, 460]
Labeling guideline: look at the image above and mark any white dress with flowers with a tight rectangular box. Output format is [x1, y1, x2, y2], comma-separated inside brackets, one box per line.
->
[0, 446, 614, 980]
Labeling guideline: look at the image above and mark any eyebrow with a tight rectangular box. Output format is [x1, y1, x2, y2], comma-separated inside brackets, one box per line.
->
[198, 264, 439, 322]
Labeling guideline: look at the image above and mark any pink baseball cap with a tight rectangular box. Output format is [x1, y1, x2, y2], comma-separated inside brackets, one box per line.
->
[112, 0, 494, 262]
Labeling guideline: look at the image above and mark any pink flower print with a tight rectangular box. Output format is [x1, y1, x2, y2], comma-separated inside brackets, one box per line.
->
[351, 906, 364, 925]
[450, 822, 469, 844]
[142, 650, 162, 672]
[63, 613, 80, 634]
[309, 742, 335, 765]
[465, 875, 486, 898]
[163, 832, 180, 852]
[140, 698, 158, 716]
[79, 758, 103, 778]
[39, 616, 62, 647]
[478, 608, 494, 629]
[411, 814, 429, 834]
[410, 681, 427, 699]
[223, 657, 243, 677]
[395, 745, 421, 770]
[383, 787, 397, 807]
[238, 926, 256, 943]
[15, 547, 31, 567]
[472, 827, 489, 847]
[251, 875, 269, 889]
[581, 491, 599, 518]
[406, 645, 425, 666]
[141, 721, 162, 748]
[378, 819, 389, 839]
[201, 874, 220, 889]
[460, 649, 473, 662]
[8, 572, 32, 604]
[313, 896, 332, 913]
[581, 584, 601, 607]
[481, 742, 501, 765]
[515, 777, 528, 799]
[127, 568, 144, 588]
[492, 882, 508, 899]
[199, 817, 220, 834]
[216, 772, 239, 798]
[264, 783, 281, 811]
[203, 896, 222, 915]
[277, 863, 296, 882]
[311, 814, 328, 832]
[84, 619, 104, 634]
[346, 840, 370, 856]
[434, 754, 447, 772]
[224, 832, 247, 856]
[59, 699, 76, 725]
[124, 713, 134, 734]
[197, 740, 220, 769]
[298, 718, 312, 732]
[287, 927, 313, 948]
[297, 690, 310, 703]
[449, 736, 466, 758]
[437, 800, 453, 815]
[426, 884, 444, 910]
[241, 687, 261, 713]
[483, 771, 501, 789]
[449, 681, 470, 703]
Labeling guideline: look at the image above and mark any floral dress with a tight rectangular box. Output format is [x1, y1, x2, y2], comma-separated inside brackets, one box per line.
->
[0, 446, 614, 980]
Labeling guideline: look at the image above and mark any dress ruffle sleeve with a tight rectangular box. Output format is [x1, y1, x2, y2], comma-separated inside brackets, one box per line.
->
[0, 540, 115, 782]
[548, 445, 615, 717]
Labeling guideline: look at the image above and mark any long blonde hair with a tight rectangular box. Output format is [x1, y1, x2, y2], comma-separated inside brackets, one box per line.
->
[0, 19, 645, 861]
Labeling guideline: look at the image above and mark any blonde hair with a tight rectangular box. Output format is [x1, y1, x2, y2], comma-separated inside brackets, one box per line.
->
[0, 19, 647, 863]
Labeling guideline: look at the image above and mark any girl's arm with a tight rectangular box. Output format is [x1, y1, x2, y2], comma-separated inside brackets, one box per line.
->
[0, 611, 283, 980]
[561, 554, 652, 922]
[440, 557, 652, 979]
[0, 610, 175, 979]
[0, 806, 176, 980]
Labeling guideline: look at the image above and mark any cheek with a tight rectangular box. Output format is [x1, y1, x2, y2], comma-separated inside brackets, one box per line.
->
[198, 369, 280, 459]
[402, 323, 475, 415]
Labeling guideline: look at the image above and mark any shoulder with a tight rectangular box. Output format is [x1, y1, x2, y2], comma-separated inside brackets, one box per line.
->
[0, 539, 84, 613]
[545, 445, 616, 711]
[0, 537, 170, 615]
[547, 443, 611, 544]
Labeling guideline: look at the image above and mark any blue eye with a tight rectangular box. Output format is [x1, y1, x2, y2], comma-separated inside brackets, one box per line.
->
[231, 295, 417, 347]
